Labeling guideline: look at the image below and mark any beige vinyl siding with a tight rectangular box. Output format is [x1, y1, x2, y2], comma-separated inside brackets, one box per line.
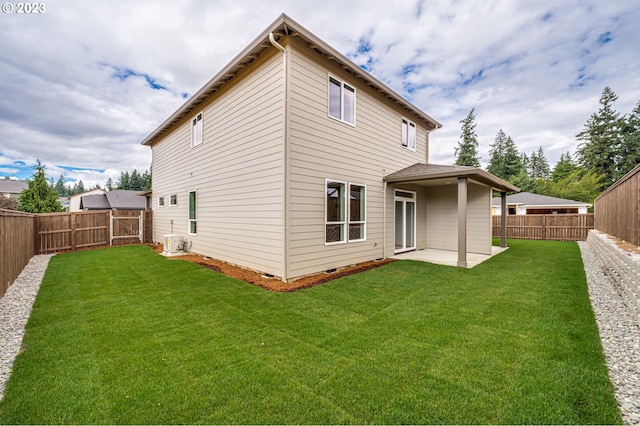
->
[426, 183, 492, 254]
[426, 186, 458, 251]
[151, 48, 285, 277]
[466, 183, 492, 255]
[286, 37, 429, 278]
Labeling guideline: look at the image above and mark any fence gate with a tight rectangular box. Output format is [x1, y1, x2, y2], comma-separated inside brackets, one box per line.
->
[110, 210, 143, 246]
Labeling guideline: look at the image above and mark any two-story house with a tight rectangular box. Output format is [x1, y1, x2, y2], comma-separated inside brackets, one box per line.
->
[141, 14, 517, 282]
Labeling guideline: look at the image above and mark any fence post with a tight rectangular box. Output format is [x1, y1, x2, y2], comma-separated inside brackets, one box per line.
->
[109, 210, 113, 246]
[70, 212, 76, 252]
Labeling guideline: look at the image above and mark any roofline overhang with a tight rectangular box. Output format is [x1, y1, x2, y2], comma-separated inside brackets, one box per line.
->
[141, 13, 442, 147]
[384, 167, 520, 193]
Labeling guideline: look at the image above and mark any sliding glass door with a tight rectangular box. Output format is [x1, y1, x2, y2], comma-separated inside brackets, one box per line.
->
[395, 190, 416, 253]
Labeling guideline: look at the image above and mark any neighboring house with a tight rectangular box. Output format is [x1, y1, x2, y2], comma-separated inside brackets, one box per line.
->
[492, 192, 592, 215]
[0, 179, 27, 199]
[80, 190, 147, 211]
[141, 14, 517, 281]
[69, 188, 106, 211]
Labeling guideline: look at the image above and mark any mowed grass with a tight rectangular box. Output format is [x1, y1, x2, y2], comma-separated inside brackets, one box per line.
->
[0, 240, 621, 424]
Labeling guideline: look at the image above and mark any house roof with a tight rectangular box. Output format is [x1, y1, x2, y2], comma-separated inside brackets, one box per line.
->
[491, 192, 592, 207]
[384, 163, 520, 193]
[80, 194, 111, 210]
[80, 190, 147, 210]
[69, 188, 106, 200]
[106, 190, 147, 210]
[0, 179, 27, 193]
[141, 13, 442, 147]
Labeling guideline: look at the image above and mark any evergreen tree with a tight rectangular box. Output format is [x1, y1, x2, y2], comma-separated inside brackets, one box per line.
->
[54, 175, 68, 196]
[117, 171, 130, 190]
[551, 151, 578, 182]
[618, 101, 640, 178]
[73, 180, 86, 195]
[18, 160, 64, 213]
[528, 146, 550, 180]
[454, 108, 481, 167]
[487, 130, 523, 182]
[129, 169, 143, 191]
[106, 177, 114, 191]
[141, 169, 152, 191]
[576, 86, 624, 188]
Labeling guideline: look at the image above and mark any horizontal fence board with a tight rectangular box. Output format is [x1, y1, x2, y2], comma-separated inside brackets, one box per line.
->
[492, 214, 594, 241]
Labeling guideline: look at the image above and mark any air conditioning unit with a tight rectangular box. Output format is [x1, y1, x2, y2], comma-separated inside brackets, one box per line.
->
[163, 234, 182, 255]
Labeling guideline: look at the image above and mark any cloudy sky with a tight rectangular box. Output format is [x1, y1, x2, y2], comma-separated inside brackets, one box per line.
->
[1, 0, 639, 188]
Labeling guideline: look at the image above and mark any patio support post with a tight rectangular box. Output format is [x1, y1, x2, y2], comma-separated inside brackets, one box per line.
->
[457, 177, 468, 267]
[500, 191, 507, 248]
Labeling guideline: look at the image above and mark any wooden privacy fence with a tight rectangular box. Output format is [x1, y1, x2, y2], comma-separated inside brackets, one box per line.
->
[1, 209, 37, 298]
[492, 214, 594, 241]
[594, 163, 640, 246]
[37, 210, 153, 254]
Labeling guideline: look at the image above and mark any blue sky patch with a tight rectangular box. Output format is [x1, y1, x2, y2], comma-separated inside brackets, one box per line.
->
[461, 68, 485, 85]
[106, 64, 168, 91]
[598, 31, 612, 45]
[542, 12, 553, 21]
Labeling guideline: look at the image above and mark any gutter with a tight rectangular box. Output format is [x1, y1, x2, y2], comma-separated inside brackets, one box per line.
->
[269, 32, 290, 282]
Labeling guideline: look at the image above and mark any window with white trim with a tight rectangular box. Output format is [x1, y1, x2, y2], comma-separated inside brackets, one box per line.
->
[348, 184, 366, 242]
[188, 190, 197, 235]
[191, 112, 203, 147]
[158, 196, 165, 207]
[328, 76, 356, 125]
[169, 194, 177, 206]
[402, 118, 416, 151]
[325, 180, 366, 244]
[326, 180, 346, 244]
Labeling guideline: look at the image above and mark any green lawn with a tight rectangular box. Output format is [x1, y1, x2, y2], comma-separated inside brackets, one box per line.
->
[0, 240, 621, 424]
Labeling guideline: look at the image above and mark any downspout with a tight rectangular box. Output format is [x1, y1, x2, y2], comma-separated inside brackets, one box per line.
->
[383, 180, 387, 259]
[269, 32, 290, 282]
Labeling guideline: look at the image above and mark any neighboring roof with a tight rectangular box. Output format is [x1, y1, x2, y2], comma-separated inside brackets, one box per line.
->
[80, 194, 111, 210]
[80, 190, 147, 210]
[0, 179, 27, 193]
[141, 13, 442, 147]
[106, 190, 147, 210]
[69, 188, 106, 199]
[384, 163, 520, 193]
[491, 192, 592, 207]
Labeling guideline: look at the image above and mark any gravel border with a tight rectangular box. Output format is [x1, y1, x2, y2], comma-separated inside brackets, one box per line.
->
[0, 254, 53, 401]
[0, 246, 639, 423]
[579, 241, 640, 425]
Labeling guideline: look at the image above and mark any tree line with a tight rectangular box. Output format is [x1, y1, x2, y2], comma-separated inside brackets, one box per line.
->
[454, 87, 640, 203]
[53, 169, 151, 197]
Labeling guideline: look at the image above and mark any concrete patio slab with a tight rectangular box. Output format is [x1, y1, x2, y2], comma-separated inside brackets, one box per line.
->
[392, 246, 509, 268]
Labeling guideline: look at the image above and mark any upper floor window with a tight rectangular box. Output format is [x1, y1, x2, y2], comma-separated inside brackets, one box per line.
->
[158, 196, 165, 207]
[191, 112, 203, 147]
[169, 194, 177, 206]
[328, 76, 356, 125]
[402, 118, 416, 151]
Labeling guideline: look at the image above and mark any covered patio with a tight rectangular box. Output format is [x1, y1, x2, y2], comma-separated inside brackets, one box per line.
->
[384, 163, 519, 267]
[393, 245, 509, 268]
